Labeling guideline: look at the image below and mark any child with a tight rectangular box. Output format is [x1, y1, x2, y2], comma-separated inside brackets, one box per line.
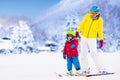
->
[63, 30, 81, 75]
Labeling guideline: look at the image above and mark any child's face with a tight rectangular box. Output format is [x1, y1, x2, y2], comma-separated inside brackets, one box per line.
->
[67, 34, 73, 40]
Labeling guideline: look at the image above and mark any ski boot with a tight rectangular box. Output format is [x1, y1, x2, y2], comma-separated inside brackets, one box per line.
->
[75, 70, 80, 75]
[99, 69, 108, 74]
[66, 70, 72, 75]
[81, 68, 90, 74]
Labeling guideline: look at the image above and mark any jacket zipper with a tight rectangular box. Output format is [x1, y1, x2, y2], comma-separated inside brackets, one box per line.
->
[87, 20, 94, 38]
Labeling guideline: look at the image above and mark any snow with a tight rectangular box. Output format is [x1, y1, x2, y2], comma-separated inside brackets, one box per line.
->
[0, 23, 3, 28]
[45, 40, 58, 46]
[37, 46, 50, 51]
[0, 39, 13, 49]
[0, 52, 120, 80]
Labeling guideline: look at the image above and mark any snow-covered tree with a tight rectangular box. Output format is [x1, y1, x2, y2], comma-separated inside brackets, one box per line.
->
[57, 15, 80, 51]
[51, 15, 80, 45]
[11, 20, 34, 54]
[65, 15, 79, 31]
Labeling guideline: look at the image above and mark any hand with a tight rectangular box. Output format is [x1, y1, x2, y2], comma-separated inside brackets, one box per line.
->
[63, 54, 66, 60]
[99, 40, 103, 48]
[76, 32, 79, 37]
[76, 31, 81, 38]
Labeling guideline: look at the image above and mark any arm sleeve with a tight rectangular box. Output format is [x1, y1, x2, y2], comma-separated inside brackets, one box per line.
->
[97, 17, 104, 40]
[63, 42, 67, 55]
[77, 14, 88, 33]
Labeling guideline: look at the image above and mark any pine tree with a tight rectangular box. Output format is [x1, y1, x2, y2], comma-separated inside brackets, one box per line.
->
[58, 15, 80, 51]
[11, 20, 34, 54]
[65, 15, 79, 31]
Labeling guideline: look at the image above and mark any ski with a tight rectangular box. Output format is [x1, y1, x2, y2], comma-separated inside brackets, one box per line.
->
[55, 72, 115, 77]
[82, 72, 115, 77]
[54, 72, 63, 77]
[54, 72, 76, 77]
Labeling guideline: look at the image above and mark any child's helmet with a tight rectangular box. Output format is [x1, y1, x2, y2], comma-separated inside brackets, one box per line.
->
[66, 30, 75, 37]
[90, 5, 100, 12]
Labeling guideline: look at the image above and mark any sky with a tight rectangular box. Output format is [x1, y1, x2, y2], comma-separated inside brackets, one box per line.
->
[0, 0, 60, 18]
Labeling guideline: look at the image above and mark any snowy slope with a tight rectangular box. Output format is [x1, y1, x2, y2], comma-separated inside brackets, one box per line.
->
[0, 52, 120, 80]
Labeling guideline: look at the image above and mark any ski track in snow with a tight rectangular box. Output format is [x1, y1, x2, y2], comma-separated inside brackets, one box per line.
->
[0, 52, 120, 80]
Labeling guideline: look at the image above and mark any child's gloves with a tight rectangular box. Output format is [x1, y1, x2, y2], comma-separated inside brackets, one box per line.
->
[63, 54, 66, 60]
[70, 44, 75, 48]
[99, 40, 103, 48]
[76, 31, 81, 38]
[76, 32, 79, 37]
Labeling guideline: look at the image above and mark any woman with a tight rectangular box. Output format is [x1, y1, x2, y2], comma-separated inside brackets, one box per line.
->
[76, 5, 107, 74]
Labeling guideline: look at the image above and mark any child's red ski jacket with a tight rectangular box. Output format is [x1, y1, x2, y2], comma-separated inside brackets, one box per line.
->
[63, 39, 79, 58]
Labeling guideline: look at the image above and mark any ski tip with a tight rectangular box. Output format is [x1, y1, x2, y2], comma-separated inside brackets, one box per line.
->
[54, 72, 63, 77]
[58, 74, 63, 77]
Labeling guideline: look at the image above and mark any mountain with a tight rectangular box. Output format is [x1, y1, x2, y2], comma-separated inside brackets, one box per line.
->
[31, 0, 92, 41]
[31, 0, 120, 52]
[0, 15, 32, 27]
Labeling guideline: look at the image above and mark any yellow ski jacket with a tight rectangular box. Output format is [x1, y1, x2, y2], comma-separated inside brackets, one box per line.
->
[77, 13, 104, 40]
